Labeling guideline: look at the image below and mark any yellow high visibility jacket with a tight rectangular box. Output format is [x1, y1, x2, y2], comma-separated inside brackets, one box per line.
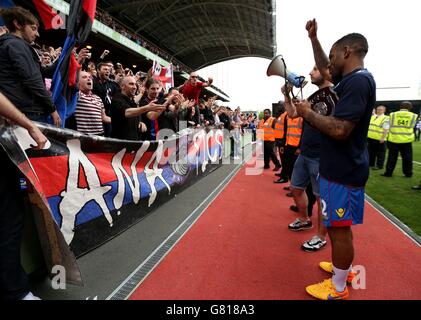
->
[388, 110, 418, 144]
[368, 114, 389, 141]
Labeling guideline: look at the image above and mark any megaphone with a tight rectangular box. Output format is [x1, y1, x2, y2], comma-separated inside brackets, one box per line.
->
[267, 55, 307, 88]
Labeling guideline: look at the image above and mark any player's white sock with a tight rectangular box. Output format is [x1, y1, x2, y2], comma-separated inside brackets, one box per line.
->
[332, 265, 350, 292]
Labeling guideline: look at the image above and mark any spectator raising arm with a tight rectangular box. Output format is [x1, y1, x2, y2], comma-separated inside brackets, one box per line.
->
[202, 76, 213, 88]
[99, 49, 110, 60]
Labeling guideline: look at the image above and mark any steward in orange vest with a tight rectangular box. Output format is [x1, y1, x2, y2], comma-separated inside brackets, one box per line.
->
[282, 115, 303, 180]
[258, 116, 275, 141]
[274, 111, 288, 141]
[286, 117, 303, 148]
[274, 110, 288, 178]
[258, 109, 281, 170]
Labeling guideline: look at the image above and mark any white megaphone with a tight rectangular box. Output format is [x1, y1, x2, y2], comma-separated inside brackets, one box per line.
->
[267, 55, 307, 88]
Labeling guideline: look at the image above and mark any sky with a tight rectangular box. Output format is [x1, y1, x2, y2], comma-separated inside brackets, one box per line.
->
[198, 0, 421, 111]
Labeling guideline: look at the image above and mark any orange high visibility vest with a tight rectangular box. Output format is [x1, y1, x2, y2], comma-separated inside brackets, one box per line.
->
[286, 117, 303, 147]
[274, 111, 287, 139]
[258, 117, 275, 142]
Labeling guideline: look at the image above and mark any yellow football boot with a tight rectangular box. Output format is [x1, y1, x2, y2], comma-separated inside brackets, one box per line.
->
[319, 262, 356, 284]
[306, 278, 349, 300]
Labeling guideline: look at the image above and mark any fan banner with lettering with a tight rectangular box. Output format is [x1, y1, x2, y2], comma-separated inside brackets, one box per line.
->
[0, 120, 224, 283]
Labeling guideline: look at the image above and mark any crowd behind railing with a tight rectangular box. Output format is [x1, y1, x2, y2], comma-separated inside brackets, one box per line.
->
[1, 6, 232, 115]
[31, 44, 257, 145]
[0, 38, 246, 143]
[1, 5, 256, 153]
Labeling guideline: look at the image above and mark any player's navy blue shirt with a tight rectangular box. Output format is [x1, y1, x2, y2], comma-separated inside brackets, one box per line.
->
[300, 122, 321, 159]
[301, 86, 337, 159]
[319, 68, 376, 187]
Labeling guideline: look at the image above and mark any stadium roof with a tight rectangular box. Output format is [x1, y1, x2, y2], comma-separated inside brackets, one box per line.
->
[99, 0, 277, 70]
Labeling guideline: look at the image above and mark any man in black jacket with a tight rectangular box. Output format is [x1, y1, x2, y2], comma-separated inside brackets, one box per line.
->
[93, 62, 119, 136]
[0, 7, 61, 126]
[111, 76, 166, 141]
[0, 92, 48, 300]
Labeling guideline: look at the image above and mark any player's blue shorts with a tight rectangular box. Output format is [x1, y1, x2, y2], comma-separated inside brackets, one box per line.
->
[319, 176, 365, 228]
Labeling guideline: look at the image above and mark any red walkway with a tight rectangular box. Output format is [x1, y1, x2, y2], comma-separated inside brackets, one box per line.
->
[129, 164, 421, 300]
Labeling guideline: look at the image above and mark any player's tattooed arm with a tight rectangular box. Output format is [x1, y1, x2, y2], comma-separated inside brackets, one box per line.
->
[305, 110, 355, 140]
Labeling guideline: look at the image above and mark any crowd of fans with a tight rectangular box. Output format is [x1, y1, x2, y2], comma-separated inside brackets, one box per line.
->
[31, 38, 258, 142]
[2, 18, 257, 136]
[2, 8, 256, 145]
[2, 9, 256, 144]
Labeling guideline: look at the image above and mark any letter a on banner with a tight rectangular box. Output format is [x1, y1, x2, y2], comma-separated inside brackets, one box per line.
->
[59, 139, 112, 244]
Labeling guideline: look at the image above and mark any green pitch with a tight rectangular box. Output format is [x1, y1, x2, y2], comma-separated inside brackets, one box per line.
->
[366, 141, 421, 235]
